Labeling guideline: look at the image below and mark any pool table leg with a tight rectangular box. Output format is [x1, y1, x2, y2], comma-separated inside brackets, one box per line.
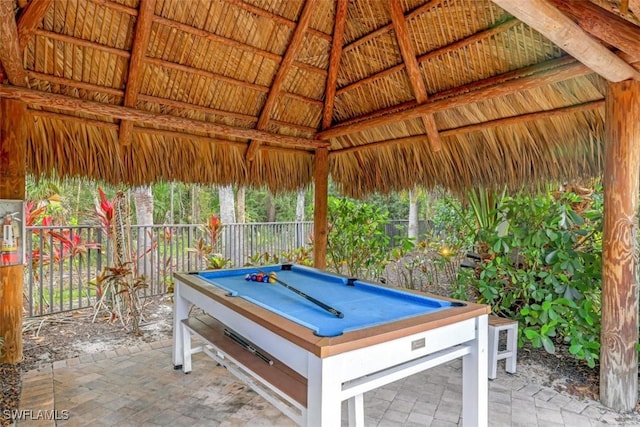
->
[347, 394, 364, 427]
[306, 355, 342, 427]
[172, 283, 189, 369]
[462, 314, 488, 427]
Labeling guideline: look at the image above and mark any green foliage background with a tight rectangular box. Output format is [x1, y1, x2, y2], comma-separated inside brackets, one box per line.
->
[26, 175, 611, 368]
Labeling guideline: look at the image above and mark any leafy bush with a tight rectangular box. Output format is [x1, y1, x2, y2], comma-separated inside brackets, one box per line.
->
[471, 189, 603, 367]
[326, 197, 391, 279]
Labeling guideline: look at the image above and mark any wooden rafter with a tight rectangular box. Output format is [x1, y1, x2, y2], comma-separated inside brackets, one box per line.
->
[245, 0, 317, 161]
[119, 0, 155, 147]
[28, 70, 125, 96]
[547, 0, 640, 61]
[0, 85, 328, 150]
[0, 0, 27, 86]
[491, 0, 640, 82]
[328, 99, 604, 157]
[318, 57, 590, 140]
[622, 0, 630, 14]
[336, 18, 519, 96]
[389, 0, 441, 152]
[17, 0, 52, 48]
[322, 0, 348, 130]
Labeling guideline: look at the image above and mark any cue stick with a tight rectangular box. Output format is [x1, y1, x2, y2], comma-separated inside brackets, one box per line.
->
[223, 328, 274, 365]
[257, 270, 344, 318]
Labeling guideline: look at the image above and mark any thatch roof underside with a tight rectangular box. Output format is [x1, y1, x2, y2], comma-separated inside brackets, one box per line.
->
[1, 0, 639, 196]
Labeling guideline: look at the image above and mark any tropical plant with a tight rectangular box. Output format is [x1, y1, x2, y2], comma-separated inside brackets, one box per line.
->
[187, 214, 232, 270]
[470, 188, 603, 367]
[92, 263, 149, 334]
[90, 188, 150, 333]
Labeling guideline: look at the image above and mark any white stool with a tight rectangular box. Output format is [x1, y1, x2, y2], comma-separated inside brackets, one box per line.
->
[488, 315, 518, 379]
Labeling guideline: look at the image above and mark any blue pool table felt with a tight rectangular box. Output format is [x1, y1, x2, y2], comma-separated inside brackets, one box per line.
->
[197, 265, 457, 337]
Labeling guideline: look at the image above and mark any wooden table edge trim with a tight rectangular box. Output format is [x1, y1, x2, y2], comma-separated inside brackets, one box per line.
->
[174, 272, 490, 358]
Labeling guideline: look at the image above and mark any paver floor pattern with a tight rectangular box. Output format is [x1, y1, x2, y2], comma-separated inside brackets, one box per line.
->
[15, 339, 640, 427]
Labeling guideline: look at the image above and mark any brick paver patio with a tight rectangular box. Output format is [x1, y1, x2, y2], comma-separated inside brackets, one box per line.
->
[14, 339, 640, 426]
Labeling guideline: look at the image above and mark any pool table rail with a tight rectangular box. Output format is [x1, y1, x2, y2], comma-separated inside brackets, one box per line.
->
[174, 271, 489, 359]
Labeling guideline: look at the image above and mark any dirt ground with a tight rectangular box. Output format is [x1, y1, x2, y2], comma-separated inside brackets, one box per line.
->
[20, 295, 174, 371]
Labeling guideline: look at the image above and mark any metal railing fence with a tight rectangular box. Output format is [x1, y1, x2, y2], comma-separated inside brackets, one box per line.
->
[24, 220, 424, 317]
[24, 222, 314, 317]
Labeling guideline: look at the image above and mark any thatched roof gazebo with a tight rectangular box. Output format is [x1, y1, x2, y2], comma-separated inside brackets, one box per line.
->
[1, 0, 639, 413]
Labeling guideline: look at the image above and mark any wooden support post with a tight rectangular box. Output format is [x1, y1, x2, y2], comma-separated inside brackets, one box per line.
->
[600, 79, 640, 412]
[0, 98, 27, 364]
[313, 148, 329, 270]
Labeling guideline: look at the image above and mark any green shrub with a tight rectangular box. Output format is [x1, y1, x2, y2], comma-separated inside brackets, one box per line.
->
[326, 197, 391, 279]
[471, 189, 602, 367]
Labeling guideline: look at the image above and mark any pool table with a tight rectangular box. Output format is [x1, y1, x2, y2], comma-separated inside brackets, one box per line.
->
[172, 264, 489, 426]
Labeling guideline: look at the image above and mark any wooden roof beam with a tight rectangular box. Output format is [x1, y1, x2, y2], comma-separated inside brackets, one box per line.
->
[321, 0, 348, 130]
[491, 0, 640, 82]
[389, 0, 441, 152]
[119, 0, 155, 148]
[0, 1, 27, 86]
[245, 0, 317, 162]
[317, 57, 590, 140]
[17, 0, 52, 48]
[1, 0, 49, 82]
[0, 85, 328, 150]
[622, 0, 630, 14]
[547, 0, 640, 61]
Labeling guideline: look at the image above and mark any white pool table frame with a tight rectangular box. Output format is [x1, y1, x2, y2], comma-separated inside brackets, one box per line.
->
[172, 270, 489, 427]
